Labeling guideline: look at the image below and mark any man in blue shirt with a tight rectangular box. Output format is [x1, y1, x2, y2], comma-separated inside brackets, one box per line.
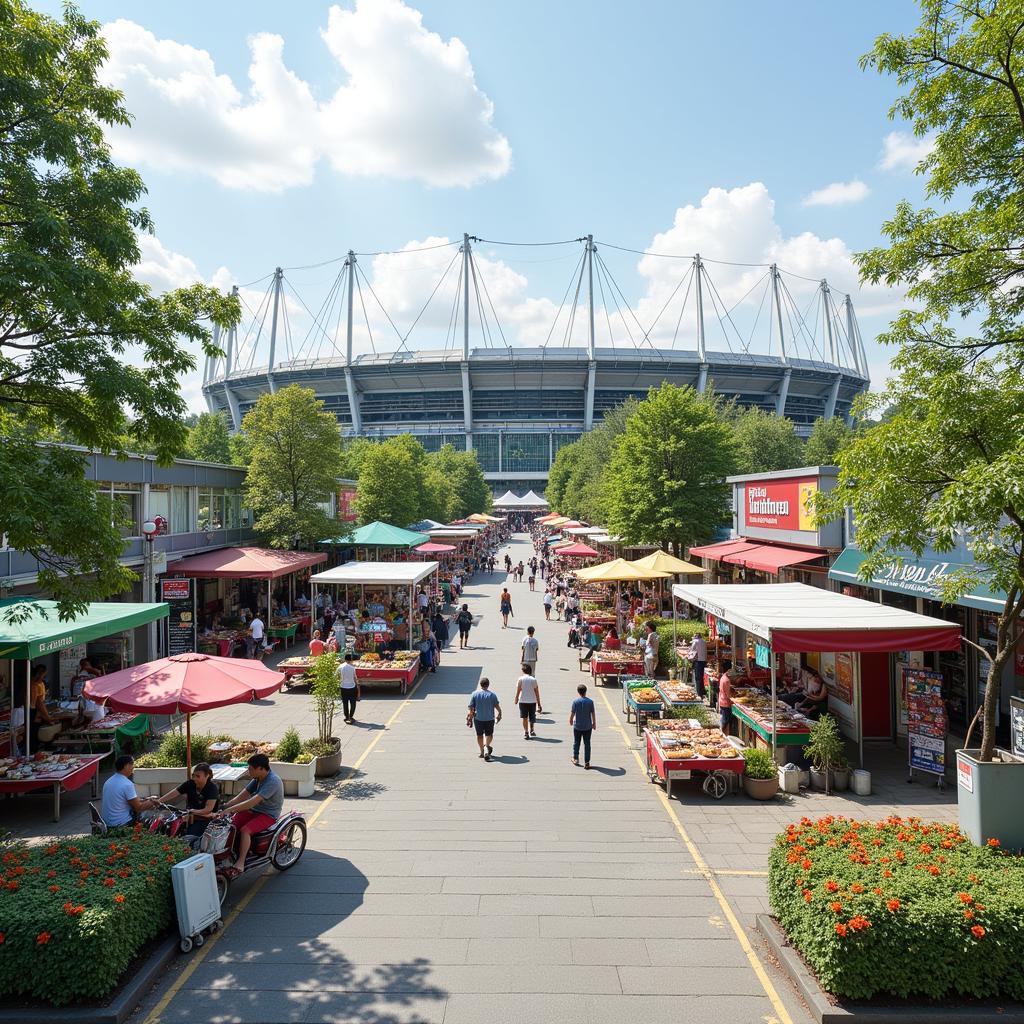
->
[569, 683, 598, 769]
[467, 677, 502, 761]
[101, 755, 157, 827]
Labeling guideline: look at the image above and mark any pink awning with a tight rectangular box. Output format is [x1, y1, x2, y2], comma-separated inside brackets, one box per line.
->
[165, 547, 326, 580]
[415, 542, 457, 553]
[554, 542, 600, 557]
[687, 539, 758, 560]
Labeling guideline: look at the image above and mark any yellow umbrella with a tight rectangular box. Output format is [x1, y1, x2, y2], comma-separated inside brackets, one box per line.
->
[632, 550, 704, 575]
[574, 557, 672, 582]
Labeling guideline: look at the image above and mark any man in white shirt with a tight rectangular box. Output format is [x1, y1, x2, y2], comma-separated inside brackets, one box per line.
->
[690, 633, 708, 699]
[542, 590, 553, 621]
[417, 588, 429, 613]
[338, 653, 361, 723]
[521, 626, 539, 673]
[248, 614, 265, 659]
[643, 623, 659, 678]
[514, 665, 542, 739]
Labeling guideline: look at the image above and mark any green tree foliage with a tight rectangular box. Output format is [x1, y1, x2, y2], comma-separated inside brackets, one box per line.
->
[731, 408, 805, 474]
[424, 444, 492, 521]
[354, 438, 425, 528]
[545, 440, 581, 511]
[0, 1, 238, 617]
[803, 416, 854, 466]
[337, 435, 374, 480]
[181, 412, 232, 464]
[858, 1, 1024, 360]
[605, 384, 737, 551]
[239, 385, 343, 548]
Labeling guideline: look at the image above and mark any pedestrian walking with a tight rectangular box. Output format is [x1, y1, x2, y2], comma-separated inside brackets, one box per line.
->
[338, 653, 361, 723]
[499, 588, 513, 628]
[569, 683, 597, 768]
[432, 609, 449, 651]
[690, 633, 707, 700]
[643, 621, 660, 678]
[539, 558, 547, 580]
[528, 570, 536, 591]
[542, 589, 553, 620]
[515, 665, 542, 738]
[718, 659, 735, 733]
[456, 603, 474, 649]
[521, 625, 539, 673]
[467, 677, 502, 761]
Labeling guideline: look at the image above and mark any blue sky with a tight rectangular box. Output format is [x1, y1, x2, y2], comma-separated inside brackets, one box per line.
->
[41, 0, 931, 405]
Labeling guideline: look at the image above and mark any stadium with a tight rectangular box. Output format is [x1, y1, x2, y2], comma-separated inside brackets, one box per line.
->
[202, 236, 870, 496]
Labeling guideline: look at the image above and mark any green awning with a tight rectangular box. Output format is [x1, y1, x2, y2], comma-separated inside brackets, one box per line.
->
[0, 600, 169, 661]
[828, 547, 1005, 613]
[320, 522, 428, 548]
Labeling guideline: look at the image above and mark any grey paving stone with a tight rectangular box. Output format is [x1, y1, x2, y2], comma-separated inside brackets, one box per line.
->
[440, 914, 541, 938]
[463, 937, 573, 965]
[540, 914, 727, 939]
[644, 937, 751, 968]
[616, 965, 765, 995]
[569, 938, 651, 965]
[209, 937, 470, 966]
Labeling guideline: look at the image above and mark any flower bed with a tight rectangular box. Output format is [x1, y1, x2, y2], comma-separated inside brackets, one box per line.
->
[768, 815, 1024, 1001]
[0, 829, 191, 1005]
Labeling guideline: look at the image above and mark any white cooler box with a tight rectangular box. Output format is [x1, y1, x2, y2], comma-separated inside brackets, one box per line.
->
[171, 853, 222, 952]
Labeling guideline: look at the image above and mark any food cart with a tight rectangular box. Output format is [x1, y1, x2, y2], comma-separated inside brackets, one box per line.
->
[645, 723, 745, 799]
[590, 649, 645, 686]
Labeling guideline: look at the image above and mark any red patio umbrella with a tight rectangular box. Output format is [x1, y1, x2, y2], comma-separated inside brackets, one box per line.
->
[414, 542, 457, 553]
[85, 653, 285, 771]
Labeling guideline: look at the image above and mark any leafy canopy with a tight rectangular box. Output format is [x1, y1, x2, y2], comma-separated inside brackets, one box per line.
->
[0, 0, 238, 617]
[730, 407, 806, 475]
[239, 385, 344, 548]
[803, 416, 854, 466]
[354, 438, 425, 529]
[181, 412, 232, 464]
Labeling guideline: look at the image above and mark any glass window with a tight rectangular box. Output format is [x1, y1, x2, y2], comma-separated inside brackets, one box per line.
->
[225, 491, 239, 530]
[148, 488, 170, 533]
[197, 489, 211, 532]
[502, 433, 551, 473]
[171, 487, 192, 534]
[113, 492, 140, 537]
[471, 434, 499, 472]
[212, 491, 225, 531]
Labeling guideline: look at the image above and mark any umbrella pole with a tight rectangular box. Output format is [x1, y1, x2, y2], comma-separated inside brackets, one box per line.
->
[186, 713, 192, 775]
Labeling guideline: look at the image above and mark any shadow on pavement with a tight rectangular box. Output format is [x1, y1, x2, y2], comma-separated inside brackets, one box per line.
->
[488, 754, 528, 765]
[525, 735, 563, 744]
[586, 765, 627, 777]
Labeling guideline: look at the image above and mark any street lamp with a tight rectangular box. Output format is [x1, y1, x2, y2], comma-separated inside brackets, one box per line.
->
[142, 520, 159, 659]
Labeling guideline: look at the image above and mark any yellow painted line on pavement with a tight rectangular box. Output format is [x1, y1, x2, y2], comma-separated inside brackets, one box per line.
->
[680, 867, 770, 877]
[595, 686, 793, 1024]
[143, 674, 425, 1024]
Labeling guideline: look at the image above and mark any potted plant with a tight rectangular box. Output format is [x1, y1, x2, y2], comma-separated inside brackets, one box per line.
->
[310, 651, 343, 777]
[803, 714, 845, 795]
[832, 753, 850, 792]
[269, 726, 317, 798]
[131, 730, 214, 797]
[742, 747, 779, 800]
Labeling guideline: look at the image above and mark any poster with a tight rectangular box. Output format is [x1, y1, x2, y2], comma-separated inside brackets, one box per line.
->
[59, 644, 88, 698]
[161, 577, 196, 657]
[834, 652, 855, 706]
[904, 667, 946, 776]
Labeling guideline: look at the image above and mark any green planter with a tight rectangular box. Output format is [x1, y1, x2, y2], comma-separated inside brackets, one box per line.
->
[956, 748, 1024, 849]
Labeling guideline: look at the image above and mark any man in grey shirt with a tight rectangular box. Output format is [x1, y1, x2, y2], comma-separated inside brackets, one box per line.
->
[223, 753, 284, 874]
[467, 677, 502, 761]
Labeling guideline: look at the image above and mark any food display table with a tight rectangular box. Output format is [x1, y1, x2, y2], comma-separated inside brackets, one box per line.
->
[582, 612, 617, 628]
[0, 753, 104, 821]
[622, 679, 664, 736]
[590, 652, 644, 686]
[730, 692, 812, 749]
[63, 712, 148, 755]
[353, 656, 420, 694]
[198, 630, 245, 657]
[644, 726, 744, 800]
[279, 656, 314, 690]
[268, 621, 299, 649]
[655, 681, 703, 709]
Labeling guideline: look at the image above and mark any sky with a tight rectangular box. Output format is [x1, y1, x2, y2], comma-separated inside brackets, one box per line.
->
[39, 0, 934, 410]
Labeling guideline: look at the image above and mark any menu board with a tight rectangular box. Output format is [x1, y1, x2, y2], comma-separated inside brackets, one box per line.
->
[161, 577, 196, 657]
[905, 668, 946, 776]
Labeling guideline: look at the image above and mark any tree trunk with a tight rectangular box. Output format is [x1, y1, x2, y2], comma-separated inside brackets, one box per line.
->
[979, 647, 1008, 761]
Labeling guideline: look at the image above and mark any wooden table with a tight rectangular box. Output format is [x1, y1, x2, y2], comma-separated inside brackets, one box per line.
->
[0, 754, 104, 821]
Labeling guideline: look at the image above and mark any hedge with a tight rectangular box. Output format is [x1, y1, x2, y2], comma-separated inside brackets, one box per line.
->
[650, 618, 708, 670]
[768, 815, 1024, 1000]
[0, 828, 191, 1005]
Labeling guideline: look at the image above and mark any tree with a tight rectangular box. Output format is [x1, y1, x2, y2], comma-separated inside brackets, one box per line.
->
[803, 417, 854, 466]
[731, 408, 805, 474]
[182, 412, 232, 464]
[354, 440, 424, 528]
[337, 436, 375, 481]
[0, 1, 238, 617]
[605, 384, 737, 551]
[239, 385, 343, 548]
[424, 444, 492, 521]
[819, 348, 1024, 763]
[858, 2, 1024, 362]
[546, 440, 582, 511]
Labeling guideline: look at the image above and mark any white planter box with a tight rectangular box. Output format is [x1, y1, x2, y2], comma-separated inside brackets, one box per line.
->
[132, 766, 187, 798]
[271, 759, 317, 798]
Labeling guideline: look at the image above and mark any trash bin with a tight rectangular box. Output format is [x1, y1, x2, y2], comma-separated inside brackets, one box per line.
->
[851, 769, 872, 796]
[778, 764, 801, 794]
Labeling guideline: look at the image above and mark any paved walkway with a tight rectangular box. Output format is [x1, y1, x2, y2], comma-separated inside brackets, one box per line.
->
[136, 535, 811, 1024]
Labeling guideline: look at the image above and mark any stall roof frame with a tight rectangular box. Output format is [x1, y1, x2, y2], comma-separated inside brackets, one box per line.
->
[311, 561, 440, 587]
[165, 546, 326, 580]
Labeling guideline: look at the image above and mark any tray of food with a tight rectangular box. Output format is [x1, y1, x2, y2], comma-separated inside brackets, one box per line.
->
[655, 681, 701, 706]
[626, 685, 663, 710]
[0, 753, 89, 780]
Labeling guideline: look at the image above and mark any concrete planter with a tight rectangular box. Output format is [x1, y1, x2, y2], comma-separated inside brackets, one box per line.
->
[832, 767, 850, 792]
[271, 758, 316, 798]
[743, 775, 779, 801]
[956, 748, 1024, 849]
[314, 739, 343, 778]
[132, 766, 187, 798]
[809, 766, 828, 791]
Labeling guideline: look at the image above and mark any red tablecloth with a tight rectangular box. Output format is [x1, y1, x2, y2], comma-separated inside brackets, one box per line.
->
[355, 661, 419, 693]
[590, 656, 644, 677]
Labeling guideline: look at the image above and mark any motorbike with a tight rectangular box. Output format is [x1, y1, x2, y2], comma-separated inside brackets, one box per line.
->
[139, 800, 194, 842]
[200, 809, 308, 905]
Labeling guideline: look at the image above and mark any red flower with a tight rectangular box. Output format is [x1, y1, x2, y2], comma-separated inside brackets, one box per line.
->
[964, 910, 974, 920]
[830, 902, 843, 913]
[36, 932, 52, 945]
[67, 846, 78, 854]
[804, 891, 812, 903]
[850, 883, 864, 894]
[971, 925, 986, 939]
[834, 923, 848, 937]
[6, 881, 17, 891]
[44, 845, 58, 856]
[801, 859, 812, 870]
[975, 903, 986, 911]
[927, 866, 941, 876]
[48, 884, 59, 893]
[825, 880, 839, 893]
[872, 888, 883, 896]
[0, 933, 5, 944]
[103, 877, 115, 887]
[958, 892, 972, 904]
[114, 894, 126, 904]
[849, 915, 871, 931]
[886, 899, 901, 912]
[986, 838, 1000, 847]
[46, 870, 56, 879]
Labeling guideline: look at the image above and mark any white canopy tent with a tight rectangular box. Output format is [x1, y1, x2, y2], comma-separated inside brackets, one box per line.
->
[493, 490, 549, 509]
[670, 582, 962, 764]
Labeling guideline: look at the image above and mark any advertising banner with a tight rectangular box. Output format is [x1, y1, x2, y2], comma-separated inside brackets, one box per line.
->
[161, 577, 196, 657]
[905, 667, 946, 777]
[745, 478, 818, 532]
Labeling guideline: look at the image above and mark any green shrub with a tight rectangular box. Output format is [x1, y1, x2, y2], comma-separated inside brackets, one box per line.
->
[768, 816, 1024, 1000]
[743, 747, 777, 779]
[275, 727, 302, 764]
[295, 752, 314, 765]
[653, 618, 707, 669]
[0, 829, 191, 1005]
[132, 753, 159, 768]
[147, 729, 213, 767]
[302, 738, 336, 759]
[664, 703, 711, 727]
[310, 652, 341, 743]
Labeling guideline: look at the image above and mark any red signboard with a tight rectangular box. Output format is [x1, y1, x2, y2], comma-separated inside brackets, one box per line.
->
[745, 478, 818, 532]
[338, 487, 357, 522]
[160, 578, 191, 600]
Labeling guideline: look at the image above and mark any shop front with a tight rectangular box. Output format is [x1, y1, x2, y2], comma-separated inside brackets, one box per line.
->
[688, 467, 842, 586]
[829, 545, 1014, 746]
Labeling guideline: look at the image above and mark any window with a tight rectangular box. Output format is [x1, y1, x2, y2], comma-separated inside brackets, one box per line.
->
[148, 488, 170, 532]
[99, 482, 142, 537]
[502, 433, 551, 473]
[171, 487, 192, 534]
[197, 488, 242, 531]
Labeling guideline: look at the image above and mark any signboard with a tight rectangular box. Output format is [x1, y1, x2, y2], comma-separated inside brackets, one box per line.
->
[754, 643, 770, 669]
[833, 652, 855, 706]
[59, 644, 88, 698]
[161, 577, 196, 657]
[957, 754, 974, 793]
[744, 478, 817, 532]
[337, 487, 357, 523]
[1011, 695, 1024, 760]
[905, 668, 946, 777]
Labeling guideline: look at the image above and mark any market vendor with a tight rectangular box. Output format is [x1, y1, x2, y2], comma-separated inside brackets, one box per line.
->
[582, 624, 602, 660]
[602, 626, 621, 651]
[157, 762, 219, 846]
[29, 665, 61, 750]
[718, 659, 736, 733]
[781, 669, 829, 719]
[309, 629, 326, 657]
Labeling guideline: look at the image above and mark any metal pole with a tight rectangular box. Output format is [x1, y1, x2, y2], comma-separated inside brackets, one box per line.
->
[462, 234, 471, 361]
[771, 264, 786, 362]
[770, 654, 778, 762]
[24, 661, 31, 758]
[408, 584, 414, 653]
[586, 235, 596, 359]
[821, 280, 837, 364]
[694, 254, 707, 364]
[226, 286, 238, 374]
[856, 653, 864, 768]
[267, 267, 283, 392]
[346, 252, 356, 365]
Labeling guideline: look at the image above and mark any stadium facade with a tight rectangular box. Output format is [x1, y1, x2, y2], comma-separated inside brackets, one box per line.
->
[203, 237, 870, 496]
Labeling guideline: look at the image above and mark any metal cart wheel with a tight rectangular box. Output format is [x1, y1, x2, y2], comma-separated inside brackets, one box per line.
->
[703, 772, 728, 800]
[194, 932, 205, 948]
[180, 936, 193, 954]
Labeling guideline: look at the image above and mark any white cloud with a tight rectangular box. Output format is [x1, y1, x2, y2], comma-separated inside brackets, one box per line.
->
[879, 130, 934, 171]
[802, 179, 870, 207]
[99, 0, 509, 191]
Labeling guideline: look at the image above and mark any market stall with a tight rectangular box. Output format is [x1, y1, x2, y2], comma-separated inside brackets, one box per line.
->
[0, 753, 105, 821]
[163, 547, 326, 651]
[671, 582, 962, 763]
[321, 522, 429, 564]
[574, 558, 672, 637]
[644, 720, 745, 799]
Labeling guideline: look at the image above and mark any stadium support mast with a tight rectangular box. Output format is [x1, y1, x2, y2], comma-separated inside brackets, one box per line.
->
[461, 233, 473, 448]
[343, 251, 362, 433]
[821, 279, 837, 364]
[771, 264, 791, 416]
[584, 234, 597, 430]
[844, 293, 867, 378]
[226, 285, 237, 374]
[267, 267, 282, 394]
[695, 254, 708, 393]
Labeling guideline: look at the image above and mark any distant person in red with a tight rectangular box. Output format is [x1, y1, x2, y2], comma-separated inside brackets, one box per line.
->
[308, 630, 325, 657]
[602, 626, 621, 651]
